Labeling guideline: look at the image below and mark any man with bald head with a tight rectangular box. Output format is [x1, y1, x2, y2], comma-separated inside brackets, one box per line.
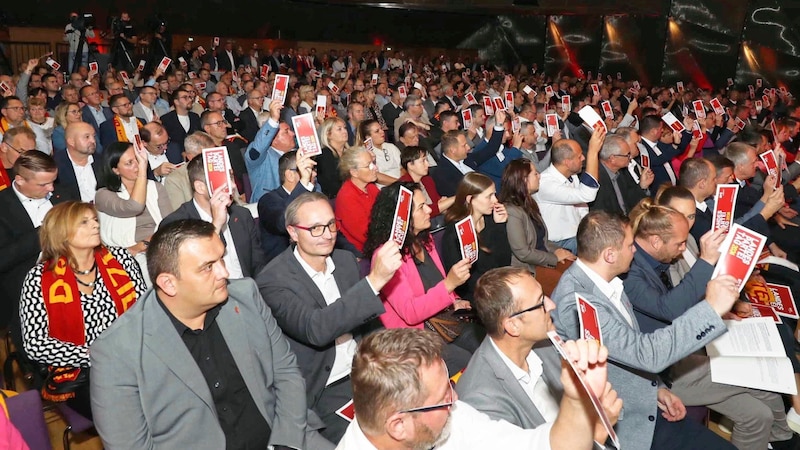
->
[54, 121, 100, 202]
[534, 128, 604, 253]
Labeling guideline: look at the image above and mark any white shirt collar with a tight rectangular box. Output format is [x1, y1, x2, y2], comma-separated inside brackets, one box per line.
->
[293, 246, 335, 279]
[488, 337, 543, 385]
[696, 199, 708, 212]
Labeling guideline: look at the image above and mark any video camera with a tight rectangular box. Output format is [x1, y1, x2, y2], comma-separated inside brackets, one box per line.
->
[70, 13, 95, 32]
[149, 15, 168, 32]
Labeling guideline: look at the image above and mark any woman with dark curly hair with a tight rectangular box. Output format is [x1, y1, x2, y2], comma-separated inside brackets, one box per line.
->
[441, 173, 512, 303]
[499, 159, 575, 295]
[363, 181, 480, 373]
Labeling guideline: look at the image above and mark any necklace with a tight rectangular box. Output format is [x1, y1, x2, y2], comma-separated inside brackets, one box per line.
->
[73, 261, 97, 275]
[75, 271, 98, 288]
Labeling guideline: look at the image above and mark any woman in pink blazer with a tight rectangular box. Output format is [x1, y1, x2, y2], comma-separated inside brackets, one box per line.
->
[363, 181, 485, 373]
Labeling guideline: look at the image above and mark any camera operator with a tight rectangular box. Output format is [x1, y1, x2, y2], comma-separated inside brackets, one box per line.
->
[64, 12, 95, 73]
[147, 18, 171, 78]
[111, 11, 138, 73]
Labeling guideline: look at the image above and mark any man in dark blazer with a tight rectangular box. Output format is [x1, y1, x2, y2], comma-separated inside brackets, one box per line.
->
[160, 87, 201, 163]
[256, 192, 402, 443]
[160, 157, 266, 278]
[0, 151, 73, 377]
[90, 220, 333, 450]
[590, 134, 651, 215]
[53, 122, 101, 203]
[551, 210, 738, 450]
[433, 117, 505, 197]
[79, 85, 113, 139]
[380, 91, 403, 142]
[258, 151, 318, 263]
[637, 115, 692, 191]
[457, 267, 620, 448]
[239, 90, 265, 143]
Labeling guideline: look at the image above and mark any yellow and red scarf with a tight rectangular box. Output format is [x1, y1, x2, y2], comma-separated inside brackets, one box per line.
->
[113, 115, 144, 143]
[0, 117, 29, 134]
[41, 247, 137, 346]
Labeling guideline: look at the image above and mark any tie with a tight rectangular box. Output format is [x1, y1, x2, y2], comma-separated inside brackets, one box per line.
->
[659, 270, 673, 290]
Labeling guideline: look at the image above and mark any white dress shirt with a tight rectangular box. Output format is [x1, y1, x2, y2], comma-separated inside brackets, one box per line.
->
[534, 165, 599, 241]
[575, 259, 633, 327]
[489, 338, 559, 422]
[67, 151, 96, 202]
[12, 181, 52, 227]
[194, 200, 244, 279]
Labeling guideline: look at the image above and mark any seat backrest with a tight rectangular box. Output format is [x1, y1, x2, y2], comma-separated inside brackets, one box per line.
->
[5, 390, 53, 450]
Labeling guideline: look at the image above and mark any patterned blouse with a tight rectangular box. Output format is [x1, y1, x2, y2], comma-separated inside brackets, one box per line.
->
[19, 246, 147, 368]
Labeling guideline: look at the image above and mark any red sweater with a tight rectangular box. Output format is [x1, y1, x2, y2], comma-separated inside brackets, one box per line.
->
[335, 179, 379, 252]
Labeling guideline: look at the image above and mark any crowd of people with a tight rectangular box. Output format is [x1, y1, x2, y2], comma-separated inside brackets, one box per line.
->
[3, 20, 800, 449]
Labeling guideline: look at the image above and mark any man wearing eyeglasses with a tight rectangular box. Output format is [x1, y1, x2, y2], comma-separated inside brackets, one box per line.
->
[98, 94, 142, 150]
[589, 134, 652, 216]
[140, 121, 177, 182]
[79, 85, 113, 138]
[457, 267, 621, 448]
[256, 191, 403, 443]
[0, 97, 31, 141]
[339, 327, 607, 450]
[0, 127, 37, 189]
[161, 87, 202, 164]
[202, 110, 247, 194]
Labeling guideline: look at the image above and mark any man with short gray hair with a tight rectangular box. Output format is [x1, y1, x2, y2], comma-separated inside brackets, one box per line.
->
[394, 94, 432, 142]
[590, 134, 652, 215]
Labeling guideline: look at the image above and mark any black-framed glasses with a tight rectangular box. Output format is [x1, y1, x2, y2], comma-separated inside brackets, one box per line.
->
[155, 139, 171, 150]
[509, 299, 546, 318]
[207, 120, 229, 127]
[399, 363, 455, 414]
[611, 153, 632, 160]
[293, 219, 337, 237]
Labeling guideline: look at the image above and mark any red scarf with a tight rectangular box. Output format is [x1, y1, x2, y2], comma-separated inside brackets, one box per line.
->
[113, 115, 144, 143]
[41, 247, 137, 345]
[0, 117, 29, 134]
[0, 166, 11, 192]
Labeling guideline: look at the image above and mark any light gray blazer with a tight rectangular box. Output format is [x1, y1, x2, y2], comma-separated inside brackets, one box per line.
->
[550, 263, 726, 450]
[456, 338, 563, 429]
[90, 278, 333, 450]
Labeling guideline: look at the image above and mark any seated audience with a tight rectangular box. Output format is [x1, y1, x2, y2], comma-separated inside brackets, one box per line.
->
[52, 102, 83, 154]
[357, 119, 401, 187]
[316, 117, 349, 198]
[335, 146, 380, 253]
[398, 145, 452, 228]
[590, 133, 652, 215]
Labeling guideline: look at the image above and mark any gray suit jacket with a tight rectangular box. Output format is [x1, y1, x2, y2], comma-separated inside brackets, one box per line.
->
[90, 279, 333, 450]
[456, 338, 563, 428]
[551, 262, 726, 450]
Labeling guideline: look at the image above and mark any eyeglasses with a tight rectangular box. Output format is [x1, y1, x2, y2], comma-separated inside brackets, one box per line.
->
[508, 298, 547, 318]
[3, 106, 24, 111]
[293, 219, 337, 237]
[113, 102, 132, 108]
[4, 142, 35, 154]
[177, 95, 192, 100]
[67, 109, 81, 115]
[155, 139, 171, 150]
[357, 162, 377, 170]
[399, 362, 455, 414]
[206, 120, 229, 127]
[611, 153, 632, 160]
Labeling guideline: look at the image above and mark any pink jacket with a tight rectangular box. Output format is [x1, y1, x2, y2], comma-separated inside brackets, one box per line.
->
[0, 410, 29, 450]
[373, 242, 456, 329]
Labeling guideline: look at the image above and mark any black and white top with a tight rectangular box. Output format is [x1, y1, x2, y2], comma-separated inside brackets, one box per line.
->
[19, 246, 147, 368]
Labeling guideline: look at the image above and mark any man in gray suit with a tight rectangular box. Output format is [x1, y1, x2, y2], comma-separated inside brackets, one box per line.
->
[457, 267, 622, 446]
[256, 192, 403, 443]
[551, 210, 738, 450]
[90, 219, 333, 450]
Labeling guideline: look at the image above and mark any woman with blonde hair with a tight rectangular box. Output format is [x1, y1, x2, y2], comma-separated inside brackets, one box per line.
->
[316, 117, 350, 198]
[51, 102, 83, 153]
[441, 173, 511, 302]
[19, 201, 146, 418]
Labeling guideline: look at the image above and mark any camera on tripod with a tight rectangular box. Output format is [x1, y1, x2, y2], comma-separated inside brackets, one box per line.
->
[70, 13, 95, 33]
[108, 15, 123, 36]
[149, 15, 167, 32]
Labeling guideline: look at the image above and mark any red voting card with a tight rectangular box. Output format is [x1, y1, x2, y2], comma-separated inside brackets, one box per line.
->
[763, 94, 770, 107]
[735, 117, 746, 131]
[202, 147, 233, 195]
[641, 153, 650, 170]
[711, 184, 738, 233]
[133, 134, 144, 154]
[89, 61, 99, 74]
[260, 64, 270, 80]
[767, 284, 799, 319]
[178, 56, 187, 67]
[578, 69, 585, 78]
[336, 399, 356, 422]
[456, 216, 479, 264]
[633, 80, 641, 90]
[465, 92, 477, 105]
[493, 97, 506, 114]
[750, 304, 782, 324]
[0, 81, 10, 95]
[157, 57, 172, 73]
[46, 58, 61, 71]
[757, 78, 763, 88]
[188, 71, 197, 79]
[482, 96, 495, 116]
[576, 294, 602, 345]
[195, 81, 206, 91]
[661, 112, 686, 133]
[364, 137, 374, 153]
[578, 105, 606, 132]
[547, 331, 620, 450]
[136, 60, 145, 72]
[398, 85, 408, 99]
[545, 113, 559, 137]
[198, 46, 207, 56]
[755, 100, 763, 113]
[522, 85, 533, 95]
[710, 98, 725, 115]
[727, 78, 734, 86]
[601, 101, 613, 119]
[391, 186, 414, 247]
[676, 81, 684, 92]
[749, 85, 756, 98]
[291, 113, 323, 157]
[119, 71, 130, 84]
[616, 72, 622, 80]
[692, 100, 706, 119]
[759, 149, 781, 185]
[213, 36, 220, 47]
[780, 86, 788, 95]
[271, 74, 290, 105]
[327, 81, 340, 95]
[692, 120, 703, 140]
[591, 84, 600, 97]
[562, 95, 571, 113]
[512, 116, 521, 134]
[545, 85, 554, 97]
[371, 73, 378, 86]
[587, 71, 593, 80]
[461, 109, 472, 129]
[711, 224, 767, 292]
[315, 95, 327, 118]
[770, 120, 779, 139]
[505, 91, 514, 111]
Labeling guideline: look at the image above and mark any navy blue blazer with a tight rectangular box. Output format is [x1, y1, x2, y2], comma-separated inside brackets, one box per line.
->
[432, 127, 504, 197]
[640, 133, 691, 190]
[257, 183, 313, 263]
[53, 148, 102, 203]
[160, 111, 201, 164]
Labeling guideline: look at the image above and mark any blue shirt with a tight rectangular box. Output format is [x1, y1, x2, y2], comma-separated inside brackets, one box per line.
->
[244, 118, 281, 203]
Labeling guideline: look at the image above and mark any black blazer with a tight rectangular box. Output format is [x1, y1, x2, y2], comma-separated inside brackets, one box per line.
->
[432, 127, 504, 197]
[53, 148, 101, 203]
[257, 183, 312, 263]
[160, 111, 201, 164]
[81, 105, 113, 138]
[160, 201, 266, 278]
[238, 107, 260, 143]
[590, 164, 647, 216]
